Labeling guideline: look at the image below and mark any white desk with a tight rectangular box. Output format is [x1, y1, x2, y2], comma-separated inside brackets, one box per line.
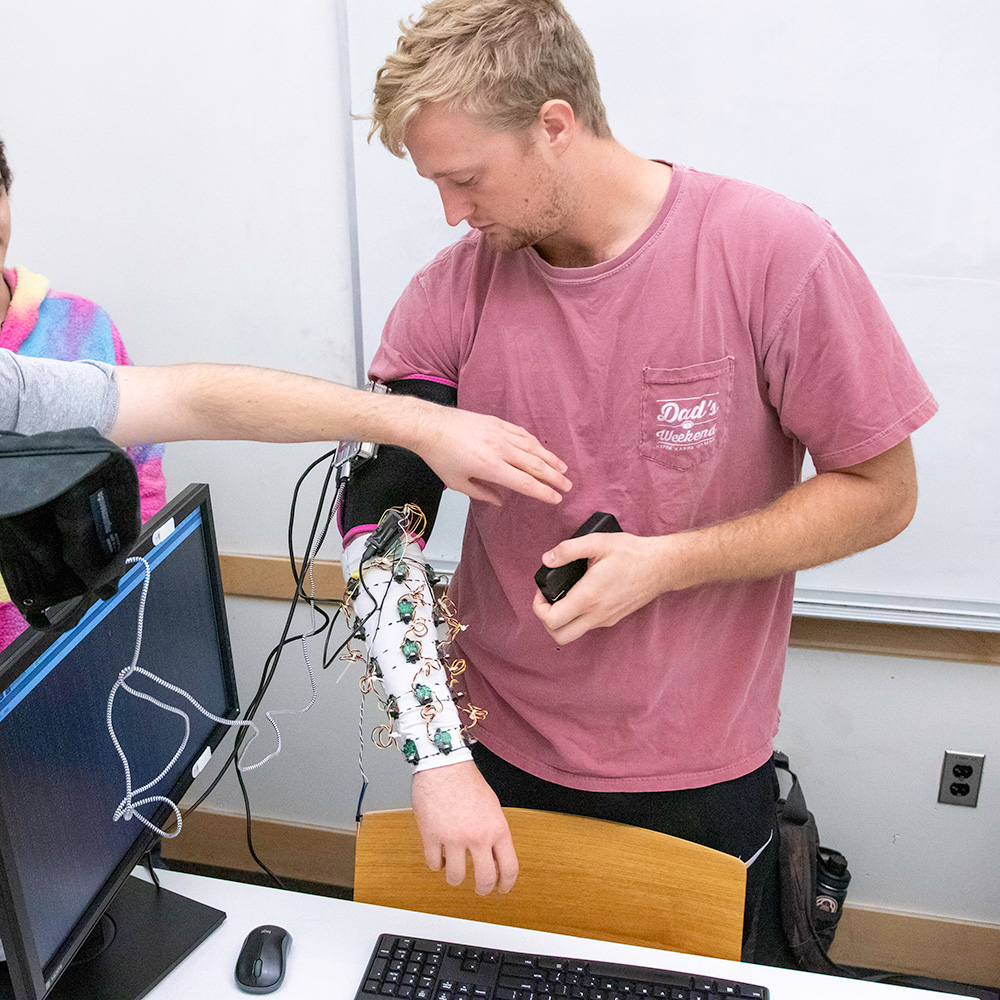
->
[143, 870, 956, 1000]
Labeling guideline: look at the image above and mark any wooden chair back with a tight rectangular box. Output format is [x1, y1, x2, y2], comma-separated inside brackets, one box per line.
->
[354, 807, 746, 961]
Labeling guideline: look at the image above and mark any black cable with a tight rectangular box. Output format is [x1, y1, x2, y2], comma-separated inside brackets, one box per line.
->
[237, 762, 287, 891]
[228, 452, 343, 881]
[174, 450, 343, 862]
[235, 451, 339, 747]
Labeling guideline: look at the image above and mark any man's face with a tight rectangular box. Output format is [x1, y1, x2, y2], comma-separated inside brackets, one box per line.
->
[405, 103, 571, 253]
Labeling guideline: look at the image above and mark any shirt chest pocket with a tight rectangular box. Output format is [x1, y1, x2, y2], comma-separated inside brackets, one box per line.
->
[640, 358, 734, 471]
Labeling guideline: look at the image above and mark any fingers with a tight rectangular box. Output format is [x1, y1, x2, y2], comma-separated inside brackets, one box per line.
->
[506, 437, 572, 496]
[490, 467, 566, 505]
[533, 588, 594, 645]
[443, 843, 469, 888]
[493, 836, 519, 894]
[540, 535, 590, 569]
[431, 410, 571, 505]
[532, 587, 555, 622]
[468, 843, 500, 895]
[446, 833, 518, 895]
[423, 838, 445, 874]
[432, 841, 518, 896]
[477, 438, 571, 504]
[533, 580, 585, 641]
[498, 418, 568, 469]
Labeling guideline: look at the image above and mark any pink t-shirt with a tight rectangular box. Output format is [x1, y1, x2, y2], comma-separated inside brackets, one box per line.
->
[370, 164, 937, 792]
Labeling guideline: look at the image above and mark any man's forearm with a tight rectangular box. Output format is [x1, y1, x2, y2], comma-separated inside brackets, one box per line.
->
[534, 438, 919, 645]
[653, 439, 919, 591]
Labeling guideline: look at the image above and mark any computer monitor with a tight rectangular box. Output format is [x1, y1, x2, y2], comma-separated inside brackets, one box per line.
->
[0, 483, 240, 1000]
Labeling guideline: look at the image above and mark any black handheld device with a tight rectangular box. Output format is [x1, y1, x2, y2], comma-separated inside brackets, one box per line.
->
[534, 511, 622, 603]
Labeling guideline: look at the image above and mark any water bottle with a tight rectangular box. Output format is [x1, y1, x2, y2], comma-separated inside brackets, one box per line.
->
[813, 847, 851, 950]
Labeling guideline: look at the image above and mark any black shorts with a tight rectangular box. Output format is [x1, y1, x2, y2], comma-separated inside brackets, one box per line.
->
[470, 743, 798, 968]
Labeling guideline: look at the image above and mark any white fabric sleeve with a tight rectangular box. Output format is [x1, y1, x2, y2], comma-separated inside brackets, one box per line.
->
[0, 349, 119, 435]
[342, 532, 473, 772]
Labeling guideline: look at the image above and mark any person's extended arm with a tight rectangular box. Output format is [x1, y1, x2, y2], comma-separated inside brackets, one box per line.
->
[533, 438, 918, 644]
[112, 364, 570, 504]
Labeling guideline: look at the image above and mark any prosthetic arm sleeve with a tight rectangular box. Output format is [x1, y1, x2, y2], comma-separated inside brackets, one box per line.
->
[339, 377, 472, 772]
[342, 533, 472, 771]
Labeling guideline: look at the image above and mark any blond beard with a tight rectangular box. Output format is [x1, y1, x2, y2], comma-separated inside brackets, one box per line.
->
[481, 164, 573, 254]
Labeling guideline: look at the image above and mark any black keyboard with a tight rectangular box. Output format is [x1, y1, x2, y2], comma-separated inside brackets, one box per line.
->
[354, 934, 769, 1000]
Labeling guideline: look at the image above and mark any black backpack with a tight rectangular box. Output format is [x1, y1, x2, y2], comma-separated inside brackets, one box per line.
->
[773, 751, 855, 977]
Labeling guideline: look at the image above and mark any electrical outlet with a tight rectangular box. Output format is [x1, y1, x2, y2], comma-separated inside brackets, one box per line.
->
[937, 750, 985, 806]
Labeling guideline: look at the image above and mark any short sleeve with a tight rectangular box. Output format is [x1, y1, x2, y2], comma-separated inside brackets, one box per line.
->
[760, 234, 937, 471]
[0, 350, 120, 436]
[368, 238, 483, 387]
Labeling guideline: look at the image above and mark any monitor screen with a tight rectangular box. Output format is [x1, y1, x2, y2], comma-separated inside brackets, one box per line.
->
[0, 483, 239, 1000]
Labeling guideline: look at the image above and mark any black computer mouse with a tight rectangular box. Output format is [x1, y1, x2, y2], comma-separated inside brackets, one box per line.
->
[234, 924, 292, 994]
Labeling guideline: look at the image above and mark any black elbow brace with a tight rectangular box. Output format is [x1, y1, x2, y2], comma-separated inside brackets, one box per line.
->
[339, 378, 455, 542]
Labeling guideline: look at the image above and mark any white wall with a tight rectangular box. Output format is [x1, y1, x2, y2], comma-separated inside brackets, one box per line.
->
[2, 0, 357, 554]
[777, 648, 998, 924]
[3, 0, 997, 932]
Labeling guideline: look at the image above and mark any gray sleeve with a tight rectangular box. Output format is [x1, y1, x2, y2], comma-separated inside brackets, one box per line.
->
[0, 349, 120, 436]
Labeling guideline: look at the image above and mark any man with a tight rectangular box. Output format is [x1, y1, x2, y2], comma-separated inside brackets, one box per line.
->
[344, 0, 936, 964]
[0, 348, 570, 505]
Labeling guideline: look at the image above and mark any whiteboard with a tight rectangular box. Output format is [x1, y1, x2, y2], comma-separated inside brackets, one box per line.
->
[345, 1, 1000, 626]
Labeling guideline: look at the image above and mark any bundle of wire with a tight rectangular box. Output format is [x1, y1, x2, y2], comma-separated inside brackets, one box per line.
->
[135, 448, 350, 887]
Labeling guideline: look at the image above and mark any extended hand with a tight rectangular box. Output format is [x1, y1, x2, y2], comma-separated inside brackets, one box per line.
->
[410, 404, 571, 505]
[532, 531, 684, 644]
[411, 760, 519, 894]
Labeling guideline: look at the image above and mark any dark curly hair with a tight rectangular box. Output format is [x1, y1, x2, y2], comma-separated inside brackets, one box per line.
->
[0, 137, 12, 193]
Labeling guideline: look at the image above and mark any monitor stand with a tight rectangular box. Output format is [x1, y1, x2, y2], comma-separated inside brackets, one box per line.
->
[49, 876, 225, 1000]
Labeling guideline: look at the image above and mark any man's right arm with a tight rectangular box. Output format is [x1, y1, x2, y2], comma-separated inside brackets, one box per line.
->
[342, 525, 518, 894]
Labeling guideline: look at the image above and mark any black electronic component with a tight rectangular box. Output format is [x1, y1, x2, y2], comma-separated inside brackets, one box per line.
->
[361, 508, 406, 563]
[534, 511, 622, 603]
[334, 381, 389, 484]
[0, 426, 140, 633]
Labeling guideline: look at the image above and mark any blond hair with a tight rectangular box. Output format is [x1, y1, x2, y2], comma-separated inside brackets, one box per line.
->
[369, 0, 611, 157]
